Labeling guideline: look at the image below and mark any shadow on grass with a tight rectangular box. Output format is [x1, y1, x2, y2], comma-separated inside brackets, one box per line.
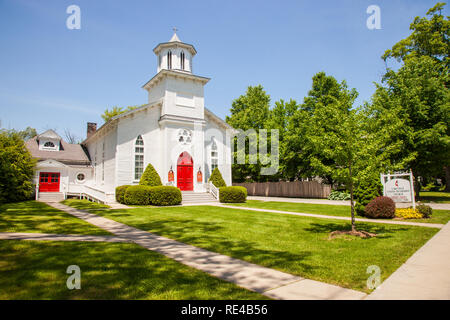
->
[0, 240, 265, 300]
[0, 201, 109, 235]
[89, 208, 316, 275]
[304, 221, 411, 240]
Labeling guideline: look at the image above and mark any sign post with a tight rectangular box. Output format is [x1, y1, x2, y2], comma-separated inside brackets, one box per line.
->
[380, 171, 415, 209]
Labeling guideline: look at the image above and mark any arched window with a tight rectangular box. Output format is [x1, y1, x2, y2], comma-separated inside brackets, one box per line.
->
[167, 51, 172, 69]
[211, 138, 218, 172]
[180, 51, 185, 70]
[102, 142, 105, 182]
[135, 135, 144, 180]
[44, 141, 55, 148]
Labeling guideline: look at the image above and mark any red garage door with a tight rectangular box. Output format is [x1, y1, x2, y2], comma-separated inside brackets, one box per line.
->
[39, 172, 60, 192]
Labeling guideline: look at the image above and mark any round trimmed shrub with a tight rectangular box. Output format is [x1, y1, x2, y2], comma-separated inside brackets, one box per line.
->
[219, 186, 247, 203]
[123, 185, 153, 205]
[416, 204, 432, 218]
[149, 186, 182, 206]
[364, 196, 396, 219]
[209, 168, 226, 188]
[115, 185, 131, 204]
[139, 163, 162, 186]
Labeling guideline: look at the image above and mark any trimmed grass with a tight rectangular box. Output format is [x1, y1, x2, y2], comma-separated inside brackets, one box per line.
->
[419, 191, 450, 203]
[61, 199, 110, 210]
[225, 200, 450, 224]
[0, 201, 110, 235]
[0, 240, 265, 299]
[68, 200, 438, 292]
[226, 200, 351, 217]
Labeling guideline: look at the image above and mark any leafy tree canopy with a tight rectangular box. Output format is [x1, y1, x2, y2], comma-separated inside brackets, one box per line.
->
[0, 130, 36, 203]
[101, 105, 144, 123]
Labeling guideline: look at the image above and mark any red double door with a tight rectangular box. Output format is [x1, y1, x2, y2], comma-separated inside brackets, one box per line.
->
[39, 172, 60, 192]
[177, 152, 193, 191]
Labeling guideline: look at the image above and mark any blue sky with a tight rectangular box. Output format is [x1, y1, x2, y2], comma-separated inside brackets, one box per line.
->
[0, 0, 445, 140]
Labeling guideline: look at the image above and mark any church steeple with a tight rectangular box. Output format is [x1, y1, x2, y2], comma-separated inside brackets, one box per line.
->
[169, 27, 181, 42]
[153, 29, 197, 73]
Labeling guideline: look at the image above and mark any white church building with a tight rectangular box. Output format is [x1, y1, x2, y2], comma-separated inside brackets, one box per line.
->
[26, 32, 233, 203]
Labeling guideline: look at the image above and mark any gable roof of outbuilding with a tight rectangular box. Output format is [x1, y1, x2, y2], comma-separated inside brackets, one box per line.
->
[25, 136, 91, 165]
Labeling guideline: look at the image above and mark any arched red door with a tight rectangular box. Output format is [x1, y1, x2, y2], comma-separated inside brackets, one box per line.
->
[177, 152, 193, 191]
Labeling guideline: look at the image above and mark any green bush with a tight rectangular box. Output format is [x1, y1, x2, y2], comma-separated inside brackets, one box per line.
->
[364, 196, 396, 219]
[0, 130, 36, 203]
[123, 185, 153, 205]
[139, 163, 162, 186]
[354, 177, 383, 216]
[149, 186, 182, 206]
[115, 185, 131, 204]
[328, 190, 351, 201]
[219, 186, 247, 203]
[416, 204, 433, 218]
[209, 168, 226, 188]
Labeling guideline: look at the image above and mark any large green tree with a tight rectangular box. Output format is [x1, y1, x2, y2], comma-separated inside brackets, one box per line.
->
[265, 99, 299, 180]
[226, 85, 271, 182]
[101, 105, 144, 123]
[284, 72, 359, 185]
[376, 2, 450, 190]
[0, 130, 36, 203]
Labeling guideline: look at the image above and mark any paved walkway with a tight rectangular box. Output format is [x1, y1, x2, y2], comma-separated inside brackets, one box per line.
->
[247, 196, 450, 210]
[45, 202, 366, 300]
[366, 222, 450, 300]
[0, 232, 131, 243]
[220, 204, 444, 229]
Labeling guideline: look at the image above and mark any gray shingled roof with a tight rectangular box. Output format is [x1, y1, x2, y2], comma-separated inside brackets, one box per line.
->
[37, 129, 62, 141]
[25, 136, 91, 165]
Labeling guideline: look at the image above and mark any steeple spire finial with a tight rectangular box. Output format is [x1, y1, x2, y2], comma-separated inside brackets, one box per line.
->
[169, 27, 181, 42]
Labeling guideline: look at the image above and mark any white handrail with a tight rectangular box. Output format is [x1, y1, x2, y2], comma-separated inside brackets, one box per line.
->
[209, 181, 219, 200]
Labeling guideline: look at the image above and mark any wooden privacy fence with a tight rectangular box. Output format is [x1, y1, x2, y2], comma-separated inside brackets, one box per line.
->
[233, 181, 332, 199]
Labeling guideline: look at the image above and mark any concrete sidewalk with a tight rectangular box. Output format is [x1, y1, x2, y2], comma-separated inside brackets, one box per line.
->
[220, 204, 444, 229]
[366, 222, 450, 300]
[47, 202, 366, 300]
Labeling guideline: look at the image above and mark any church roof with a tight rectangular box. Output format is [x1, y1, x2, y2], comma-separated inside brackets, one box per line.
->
[37, 129, 62, 141]
[169, 32, 181, 42]
[26, 136, 91, 165]
[153, 32, 197, 55]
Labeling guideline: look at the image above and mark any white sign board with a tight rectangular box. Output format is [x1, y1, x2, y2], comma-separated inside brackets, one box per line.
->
[384, 178, 412, 203]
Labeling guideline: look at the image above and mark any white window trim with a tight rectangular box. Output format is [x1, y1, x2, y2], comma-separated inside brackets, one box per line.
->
[134, 135, 144, 181]
[75, 172, 86, 184]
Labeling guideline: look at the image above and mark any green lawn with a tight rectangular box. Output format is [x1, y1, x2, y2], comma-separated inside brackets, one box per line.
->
[227, 200, 351, 217]
[0, 201, 110, 235]
[419, 191, 450, 203]
[62, 199, 110, 210]
[225, 200, 450, 224]
[0, 240, 264, 299]
[68, 201, 438, 292]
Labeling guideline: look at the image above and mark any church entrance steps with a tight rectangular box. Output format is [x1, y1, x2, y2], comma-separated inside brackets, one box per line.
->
[182, 192, 218, 204]
[37, 192, 65, 203]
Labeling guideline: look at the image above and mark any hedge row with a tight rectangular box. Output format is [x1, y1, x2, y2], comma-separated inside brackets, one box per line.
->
[219, 186, 247, 203]
[116, 185, 181, 206]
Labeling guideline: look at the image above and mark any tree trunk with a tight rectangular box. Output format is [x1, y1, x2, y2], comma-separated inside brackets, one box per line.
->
[349, 164, 356, 232]
[445, 166, 450, 192]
